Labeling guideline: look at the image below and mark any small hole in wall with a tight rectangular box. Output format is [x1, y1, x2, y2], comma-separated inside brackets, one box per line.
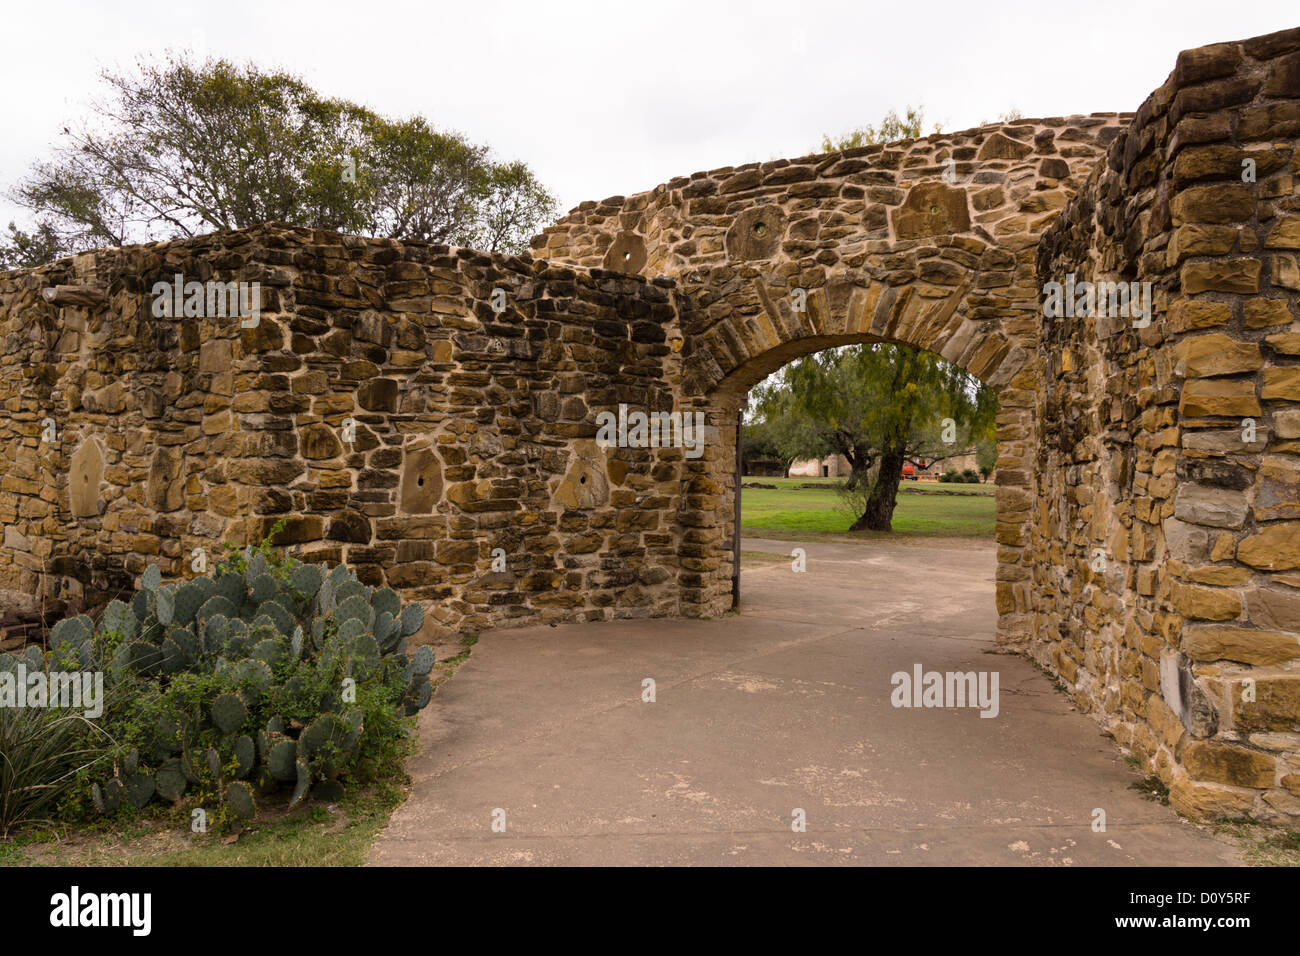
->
[417, 476, 424, 486]
[624, 251, 631, 261]
[929, 205, 939, 214]
[580, 475, 587, 484]
[753, 222, 766, 236]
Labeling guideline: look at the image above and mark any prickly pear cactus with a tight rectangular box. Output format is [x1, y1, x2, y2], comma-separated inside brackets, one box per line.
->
[29, 543, 439, 820]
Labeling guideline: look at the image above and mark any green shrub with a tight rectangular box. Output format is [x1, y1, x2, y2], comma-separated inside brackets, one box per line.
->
[0, 696, 117, 836]
[3, 538, 435, 827]
[960, 469, 980, 483]
[938, 470, 959, 483]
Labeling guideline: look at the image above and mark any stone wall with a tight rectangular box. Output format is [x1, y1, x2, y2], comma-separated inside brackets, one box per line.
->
[1034, 29, 1300, 821]
[0, 230, 692, 637]
[535, 112, 1133, 631]
[1, 26, 1298, 822]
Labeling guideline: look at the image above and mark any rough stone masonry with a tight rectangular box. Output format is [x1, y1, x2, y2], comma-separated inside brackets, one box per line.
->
[2, 27, 1299, 824]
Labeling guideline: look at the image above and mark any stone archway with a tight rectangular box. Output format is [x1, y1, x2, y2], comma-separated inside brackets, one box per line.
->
[4, 27, 1299, 822]
[536, 115, 1134, 643]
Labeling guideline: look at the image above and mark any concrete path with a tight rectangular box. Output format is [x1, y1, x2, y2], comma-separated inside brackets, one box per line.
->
[368, 536, 1241, 866]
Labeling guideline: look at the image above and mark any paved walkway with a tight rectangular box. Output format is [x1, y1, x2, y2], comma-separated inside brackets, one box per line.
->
[368, 536, 1241, 866]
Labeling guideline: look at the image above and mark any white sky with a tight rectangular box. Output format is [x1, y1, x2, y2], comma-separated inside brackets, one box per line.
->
[1, 0, 1295, 230]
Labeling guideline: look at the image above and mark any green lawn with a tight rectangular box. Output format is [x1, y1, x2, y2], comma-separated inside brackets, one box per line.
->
[740, 478, 996, 538]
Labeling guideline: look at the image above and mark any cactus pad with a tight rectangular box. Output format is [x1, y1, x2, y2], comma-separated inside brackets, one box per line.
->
[101, 600, 139, 640]
[335, 580, 368, 604]
[156, 759, 187, 801]
[213, 571, 246, 606]
[110, 640, 163, 677]
[410, 645, 435, 677]
[196, 594, 239, 626]
[268, 739, 298, 782]
[233, 735, 256, 779]
[289, 758, 313, 808]
[225, 780, 256, 820]
[256, 599, 295, 636]
[154, 585, 176, 626]
[399, 602, 424, 637]
[131, 588, 153, 623]
[248, 572, 278, 605]
[211, 692, 248, 734]
[124, 772, 156, 809]
[173, 581, 207, 625]
[348, 633, 381, 681]
[335, 594, 372, 627]
[291, 563, 325, 599]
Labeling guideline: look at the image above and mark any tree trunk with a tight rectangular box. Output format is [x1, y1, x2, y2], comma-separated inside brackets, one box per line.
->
[849, 444, 906, 531]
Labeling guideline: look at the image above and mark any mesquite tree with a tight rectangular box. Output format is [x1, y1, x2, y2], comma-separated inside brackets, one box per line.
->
[2, 53, 557, 268]
[752, 343, 996, 531]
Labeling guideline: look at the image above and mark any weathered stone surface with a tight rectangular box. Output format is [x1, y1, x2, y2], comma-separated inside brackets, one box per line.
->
[327, 509, 372, 544]
[1173, 483, 1249, 528]
[1255, 456, 1300, 520]
[1179, 379, 1261, 417]
[1169, 778, 1257, 819]
[554, 440, 610, 510]
[1245, 586, 1300, 631]
[1232, 676, 1300, 733]
[1262, 368, 1300, 401]
[145, 448, 185, 513]
[1176, 334, 1263, 377]
[358, 378, 399, 412]
[1244, 298, 1293, 328]
[602, 232, 647, 274]
[1160, 651, 1220, 737]
[1171, 580, 1242, 620]
[1170, 299, 1233, 331]
[399, 445, 444, 515]
[892, 183, 970, 239]
[1171, 184, 1255, 224]
[1182, 741, 1275, 788]
[1238, 524, 1300, 570]
[199, 339, 232, 373]
[977, 132, 1033, 161]
[726, 207, 786, 260]
[300, 424, 343, 460]
[68, 439, 104, 519]
[1180, 258, 1260, 294]
[1182, 625, 1300, 665]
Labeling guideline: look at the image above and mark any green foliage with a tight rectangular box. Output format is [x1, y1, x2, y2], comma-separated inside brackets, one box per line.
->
[820, 106, 939, 152]
[2, 527, 433, 831]
[0, 220, 64, 271]
[5, 52, 557, 264]
[980, 107, 1025, 125]
[0, 703, 116, 836]
[741, 418, 799, 475]
[752, 343, 997, 530]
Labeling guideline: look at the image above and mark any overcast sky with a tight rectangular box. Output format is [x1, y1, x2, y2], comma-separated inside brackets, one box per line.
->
[1, 1, 1295, 230]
